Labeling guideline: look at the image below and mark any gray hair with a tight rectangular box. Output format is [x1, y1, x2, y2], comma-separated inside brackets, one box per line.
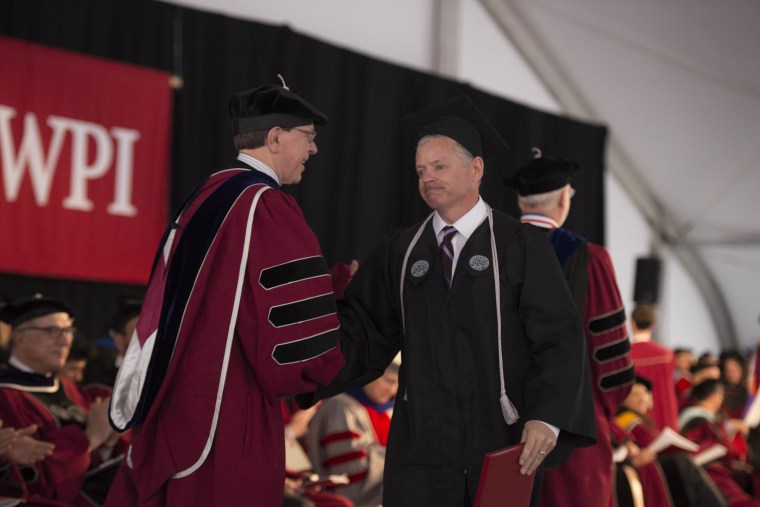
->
[517, 186, 566, 211]
[417, 135, 475, 166]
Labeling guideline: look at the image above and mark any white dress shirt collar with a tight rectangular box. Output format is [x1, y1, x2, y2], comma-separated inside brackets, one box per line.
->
[237, 153, 280, 185]
[432, 197, 487, 243]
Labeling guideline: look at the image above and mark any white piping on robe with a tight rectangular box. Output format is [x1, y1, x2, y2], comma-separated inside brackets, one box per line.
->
[172, 184, 270, 478]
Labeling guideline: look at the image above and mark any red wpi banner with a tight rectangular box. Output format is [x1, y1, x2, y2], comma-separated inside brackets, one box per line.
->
[0, 37, 171, 284]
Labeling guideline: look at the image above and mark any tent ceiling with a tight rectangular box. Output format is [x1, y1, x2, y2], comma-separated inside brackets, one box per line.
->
[483, 0, 760, 347]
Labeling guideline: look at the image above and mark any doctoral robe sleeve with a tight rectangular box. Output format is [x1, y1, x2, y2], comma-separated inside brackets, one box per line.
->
[237, 189, 345, 398]
[584, 243, 634, 418]
[298, 231, 404, 407]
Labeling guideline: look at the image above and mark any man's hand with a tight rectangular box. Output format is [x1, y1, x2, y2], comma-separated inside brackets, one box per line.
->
[0, 420, 16, 456]
[2, 425, 54, 466]
[519, 420, 557, 475]
[85, 397, 117, 452]
[286, 403, 321, 440]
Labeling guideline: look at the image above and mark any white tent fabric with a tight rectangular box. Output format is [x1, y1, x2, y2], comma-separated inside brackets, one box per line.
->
[165, 0, 760, 354]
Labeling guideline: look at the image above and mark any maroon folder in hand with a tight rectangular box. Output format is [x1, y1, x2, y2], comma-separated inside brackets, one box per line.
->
[473, 443, 536, 507]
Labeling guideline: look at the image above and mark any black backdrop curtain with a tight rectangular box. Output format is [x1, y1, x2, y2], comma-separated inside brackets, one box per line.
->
[0, 0, 607, 340]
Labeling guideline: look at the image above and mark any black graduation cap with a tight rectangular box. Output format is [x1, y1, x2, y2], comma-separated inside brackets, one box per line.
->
[109, 297, 143, 334]
[634, 375, 653, 392]
[402, 95, 510, 158]
[505, 148, 580, 196]
[228, 78, 328, 135]
[0, 294, 75, 327]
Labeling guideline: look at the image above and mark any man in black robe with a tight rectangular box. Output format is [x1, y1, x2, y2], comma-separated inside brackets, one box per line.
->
[300, 95, 596, 506]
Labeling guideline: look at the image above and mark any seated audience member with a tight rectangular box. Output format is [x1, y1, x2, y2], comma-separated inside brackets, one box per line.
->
[0, 419, 56, 504]
[720, 351, 750, 419]
[282, 398, 354, 507]
[0, 294, 128, 505]
[307, 354, 401, 507]
[614, 376, 673, 506]
[83, 298, 141, 387]
[616, 376, 726, 507]
[630, 303, 680, 431]
[720, 351, 751, 459]
[675, 347, 695, 396]
[59, 330, 91, 384]
[681, 361, 724, 410]
[680, 379, 759, 507]
[0, 297, 10, 364]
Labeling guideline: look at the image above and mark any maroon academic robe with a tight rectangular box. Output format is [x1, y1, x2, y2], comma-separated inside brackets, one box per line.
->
[0, 372, 127, 506]
[531, 227, 634, 507]
[614, 409, 674, 507]
[105, 166, 345, 506]
[631, 341, 679, 431]
[681, 412, 760, 507]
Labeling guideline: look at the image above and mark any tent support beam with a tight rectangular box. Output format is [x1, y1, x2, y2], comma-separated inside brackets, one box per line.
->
[478, 0, 738, 348]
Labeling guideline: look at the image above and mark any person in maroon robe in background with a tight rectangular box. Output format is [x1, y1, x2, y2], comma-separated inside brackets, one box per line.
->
[507, 150, 635, 507]
[720, 351, 750, 420]
[675, 348, 695, 398]
[680, 379, 760, 507]
[0, 295, 129, 506]
[630, 303, 680, 431]
[615, 376, 728, 507]
[681, 362, 723, 411]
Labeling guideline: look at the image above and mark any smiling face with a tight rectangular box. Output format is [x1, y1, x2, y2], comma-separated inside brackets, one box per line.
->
[275, 125, 318, 185]
[416, 136, 483, 223]
[362, 368, 399, 405]
[12, 312, 74, 374]
[623, 382, 652, 415]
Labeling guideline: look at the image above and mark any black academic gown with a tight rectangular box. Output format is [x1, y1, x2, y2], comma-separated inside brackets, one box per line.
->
[304, 209, 596, 506]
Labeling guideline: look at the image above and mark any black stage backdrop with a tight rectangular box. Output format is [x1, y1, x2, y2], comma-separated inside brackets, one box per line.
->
[0, 0, 608, 339]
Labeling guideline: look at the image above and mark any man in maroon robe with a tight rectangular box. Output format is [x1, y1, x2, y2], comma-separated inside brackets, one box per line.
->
[0, 294, 127, 505]
[506, 150, 635, 507]
[630, 303, 680, 431]
[105, 80, 345, 506]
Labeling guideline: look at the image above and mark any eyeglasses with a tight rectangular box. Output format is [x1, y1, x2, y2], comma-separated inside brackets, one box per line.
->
[17, 326, 75, 339]
[291, 127, 317, 143]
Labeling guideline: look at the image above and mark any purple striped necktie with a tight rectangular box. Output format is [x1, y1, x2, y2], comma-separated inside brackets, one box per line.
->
[440, 226, 457, 290]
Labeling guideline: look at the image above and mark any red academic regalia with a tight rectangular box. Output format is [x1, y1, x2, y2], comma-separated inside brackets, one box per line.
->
[631, 341, 680, 431]
[614, 409, 674, 507]
[105, 165, 345, 506]
[0, 371, 127, 506]
[681, 412, 760, 507]
[524, 222, 634, 507]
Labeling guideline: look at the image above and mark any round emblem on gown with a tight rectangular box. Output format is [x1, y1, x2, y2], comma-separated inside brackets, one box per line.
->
[469, 255, 490, 271]
[410, 260, 429, 277]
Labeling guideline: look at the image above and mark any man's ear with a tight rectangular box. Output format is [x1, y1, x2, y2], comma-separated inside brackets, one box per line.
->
[472, 156, 485, 181]
[266, 127, 282, 152]
[558, 186, 570, 209]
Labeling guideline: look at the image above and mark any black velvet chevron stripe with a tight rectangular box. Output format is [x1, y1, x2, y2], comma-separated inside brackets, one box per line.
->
[272, 329, 339, 364]
[269, 294, 336, 327]
[594, 338, 631, 363]
[588, 308, 626, 334]
[259, 256, 329, 289]
[599, 365, 635, 391]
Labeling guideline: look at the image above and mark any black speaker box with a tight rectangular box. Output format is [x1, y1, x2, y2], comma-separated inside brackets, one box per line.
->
[633, 257, 661, 303]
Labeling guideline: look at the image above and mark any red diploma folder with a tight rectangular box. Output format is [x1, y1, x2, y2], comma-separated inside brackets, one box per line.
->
[473, 443, 536, 507]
